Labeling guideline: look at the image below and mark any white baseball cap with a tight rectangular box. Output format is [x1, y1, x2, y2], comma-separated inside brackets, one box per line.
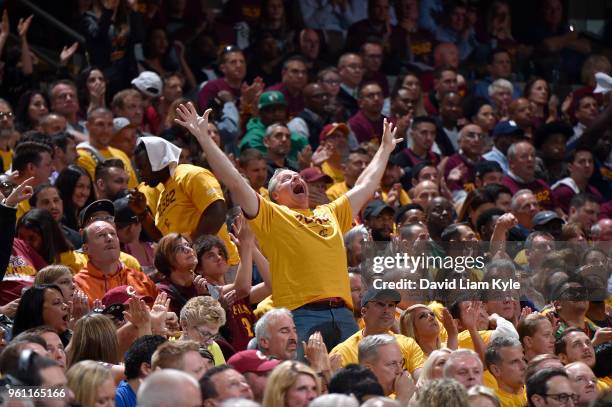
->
[593, 72, 612, 94]
[131, 71, 162, 97]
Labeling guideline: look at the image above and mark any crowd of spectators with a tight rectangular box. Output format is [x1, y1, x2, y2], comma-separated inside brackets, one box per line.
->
[0, 0, 611, 406]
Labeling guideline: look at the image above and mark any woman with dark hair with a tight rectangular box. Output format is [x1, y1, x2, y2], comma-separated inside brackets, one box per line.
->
[12, 284, 70, 346]
[524, 77, 557, 128]
[457, 189, 497, 231]
[16, 208, 73, 265]
[76, 66, 107, 117]
[15, 90, 49, 132]
[55, 165, 94, 230]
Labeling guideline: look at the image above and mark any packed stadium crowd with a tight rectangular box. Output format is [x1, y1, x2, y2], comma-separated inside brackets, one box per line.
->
[0, 0, 611, 406]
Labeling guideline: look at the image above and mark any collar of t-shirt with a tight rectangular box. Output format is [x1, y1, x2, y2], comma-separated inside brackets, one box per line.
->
[507, 170, 530, 184]
[340, 83, 358, 99]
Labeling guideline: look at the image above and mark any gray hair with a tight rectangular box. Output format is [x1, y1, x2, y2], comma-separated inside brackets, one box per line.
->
[506, 140, 532, 161]
[254, 308, 293, 345]
[358, 334, 397, 364]
[510, 189, 535, 212]
[417, 348, 453, 387]
[220, 399, 261, 407]
[443, 349, 483, 377]
[524, 231, 554, 251]
[488, 78, 513, 97]
[264, 122, 288, 139]
[484, 337, 522, 369]
[137, 369, 200, 407]
[467, 385, 500, 407]
[308, 394, 359, 407]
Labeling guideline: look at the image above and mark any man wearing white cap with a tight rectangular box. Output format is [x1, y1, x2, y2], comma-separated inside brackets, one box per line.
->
[130, 136, 238, 263]
[77, 108, 138, 188]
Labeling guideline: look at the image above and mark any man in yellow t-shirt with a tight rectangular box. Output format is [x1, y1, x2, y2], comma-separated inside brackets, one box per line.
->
[132, 137, 238, 264]
[486, 337, 528, 407]
[331, 288, 424, 379]
[174, 103, 403, 347]
[326, 148, 370, 201]
[77, 109, 138, 189]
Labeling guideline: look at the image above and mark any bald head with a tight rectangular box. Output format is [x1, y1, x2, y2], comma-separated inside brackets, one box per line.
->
[412, 180, 439, 209]
[137, 369, 202, 407]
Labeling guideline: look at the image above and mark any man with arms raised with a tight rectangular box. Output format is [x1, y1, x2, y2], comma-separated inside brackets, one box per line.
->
[175, 102, 402, 348]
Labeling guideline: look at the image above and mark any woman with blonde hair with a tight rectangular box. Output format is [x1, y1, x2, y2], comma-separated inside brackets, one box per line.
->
[34, 265, 89, 325]
[400, 305, 457, 355]
[415, 348, 452, 389]
[263, 361, 321, 407]
[416, 378, 468, 407]
[67, 360, 116, 407]
[467, 385, 501, 407]
[66, 313, 120, 368]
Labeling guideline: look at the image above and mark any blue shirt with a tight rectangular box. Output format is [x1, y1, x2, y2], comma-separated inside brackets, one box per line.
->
[115, 380, 136, 407]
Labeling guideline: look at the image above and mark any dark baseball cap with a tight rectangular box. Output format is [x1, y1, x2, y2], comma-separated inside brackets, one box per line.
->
[532, 210, 564, 227]
[113, 197, 138, 226]
[493, 120, 524, 137]
[361, 287, 401, 307]
[80, 199, 115, 228]
[363, 200, 395, 220]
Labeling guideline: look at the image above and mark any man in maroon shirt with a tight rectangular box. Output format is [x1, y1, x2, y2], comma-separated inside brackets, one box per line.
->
[395, 116, 440, 169]
[348, 82, 386, 144]
[198, 46, 246, 111]
[551, 147, 602, 214]
[360, 38, 389, 97]
[267, 56, 308, 118]
[444, 124, 485, 201]
[501, 141, 554, 210]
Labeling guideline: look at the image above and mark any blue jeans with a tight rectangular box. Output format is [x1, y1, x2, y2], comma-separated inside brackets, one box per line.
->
[292, 306, 359, 360]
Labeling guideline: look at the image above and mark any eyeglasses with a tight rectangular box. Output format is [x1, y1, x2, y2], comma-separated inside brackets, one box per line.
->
[194, 327, 220, 343]
[0, 112, 13, 119]
[464, 132, 484, 140]
[543, 393, 579, 404]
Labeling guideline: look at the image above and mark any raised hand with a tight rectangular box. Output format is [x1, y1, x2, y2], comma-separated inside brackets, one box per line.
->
[0, 10, 9, 39]
[0, 298, 20, 318]
[297, 145, 313, 169]
[381, 118, 402, 152]
[150, 292, 170, 335]
[448, 163, 467, 182]
[3, 177, 34, 207]
[311, 143, 333, 166]
[60, 42, 79, 65]
[230, 213, 255, 249]
[123, 297, 151, 334]
[303, 331, 331, 373]
[193, 275, 209, 296]
[127, 189, 148, 216]
[174, 103, 211, 141]
[494, 213, 518, 232]
[17, 15, 33, 38]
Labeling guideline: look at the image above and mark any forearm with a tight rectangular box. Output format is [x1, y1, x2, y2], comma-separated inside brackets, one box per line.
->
[194, 201, 227, 238]
[253, 246, 271, 288]
[232, 244, 254, 300]
[348, 145, 393, 212]
[469, 327, 486, 362]
[138, 211, 163, 241]
[194, 134, 258, 217]
[20, 40, 33, 75]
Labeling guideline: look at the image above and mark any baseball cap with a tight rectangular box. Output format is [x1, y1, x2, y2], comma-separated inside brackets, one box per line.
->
[131, 71, 162, 98]
[299, 167, 333, 184]
[593, 72, 612, 94]
[113, 197, 138, 226]
[257, 91, 287, 110]
[227, 350, 280, 374]
[101, 285, 154, 308]
[363, 199, 395, 220]
[80, 199, 115, 228]
[113, 117, 137, 134]
[361, 287, 401, 307]
[319, 122, 349, 142]
[493, 120, 524, 137]
[532, 210, 564, 227]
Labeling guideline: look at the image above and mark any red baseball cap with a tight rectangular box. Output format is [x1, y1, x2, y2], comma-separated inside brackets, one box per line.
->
[227, 350, 280, 374]
[319, 122, 349, 142]
[299, 167, 333, 184]
[101, 285, 154, 307]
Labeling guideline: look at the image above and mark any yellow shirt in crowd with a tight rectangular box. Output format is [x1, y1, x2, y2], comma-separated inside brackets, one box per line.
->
[0, 149, 12, 172]
[77, 146, 138, 188]
[248, 194, 353, 311]
[59, 250, 142, 274]
[16, 200, 30, 221]
[330, 330, 425, 374]
[326, 181, 350, 201]
[152, 164, 238, 265]
[321, 161, 344, 184]
[495, 387, 527, 407]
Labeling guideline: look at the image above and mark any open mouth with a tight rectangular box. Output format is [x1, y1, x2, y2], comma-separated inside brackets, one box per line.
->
[293, 183, 305, 195]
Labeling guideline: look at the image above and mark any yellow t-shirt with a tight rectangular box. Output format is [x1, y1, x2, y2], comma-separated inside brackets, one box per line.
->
[597, 378, 611, 392]
[209, 341, 226, 366]
[16, 200, 30, 221]
[259, 187, 270, 200]
[457, 329, 493, 350]
[77, 146, 138, 188]
[326, 181, 350, 201]
[154, 164, 238, 265]
[254, 295, 274, 319]
[248, 194, 353, 310]
[139, 182, 163, 219]
[59, 250, 143, 274]
[330, 330, 424, 373]
[321, 161, 344, 184]
[495, 387, 527, 407]
[380, 187, 411, 206]
[0, 149, 12, 172]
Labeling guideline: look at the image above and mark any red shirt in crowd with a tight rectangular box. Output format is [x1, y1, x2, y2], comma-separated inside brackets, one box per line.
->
[501, 175, 555, 210]
[198, 78, 241, 112]
[348, 111, 385, 143]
